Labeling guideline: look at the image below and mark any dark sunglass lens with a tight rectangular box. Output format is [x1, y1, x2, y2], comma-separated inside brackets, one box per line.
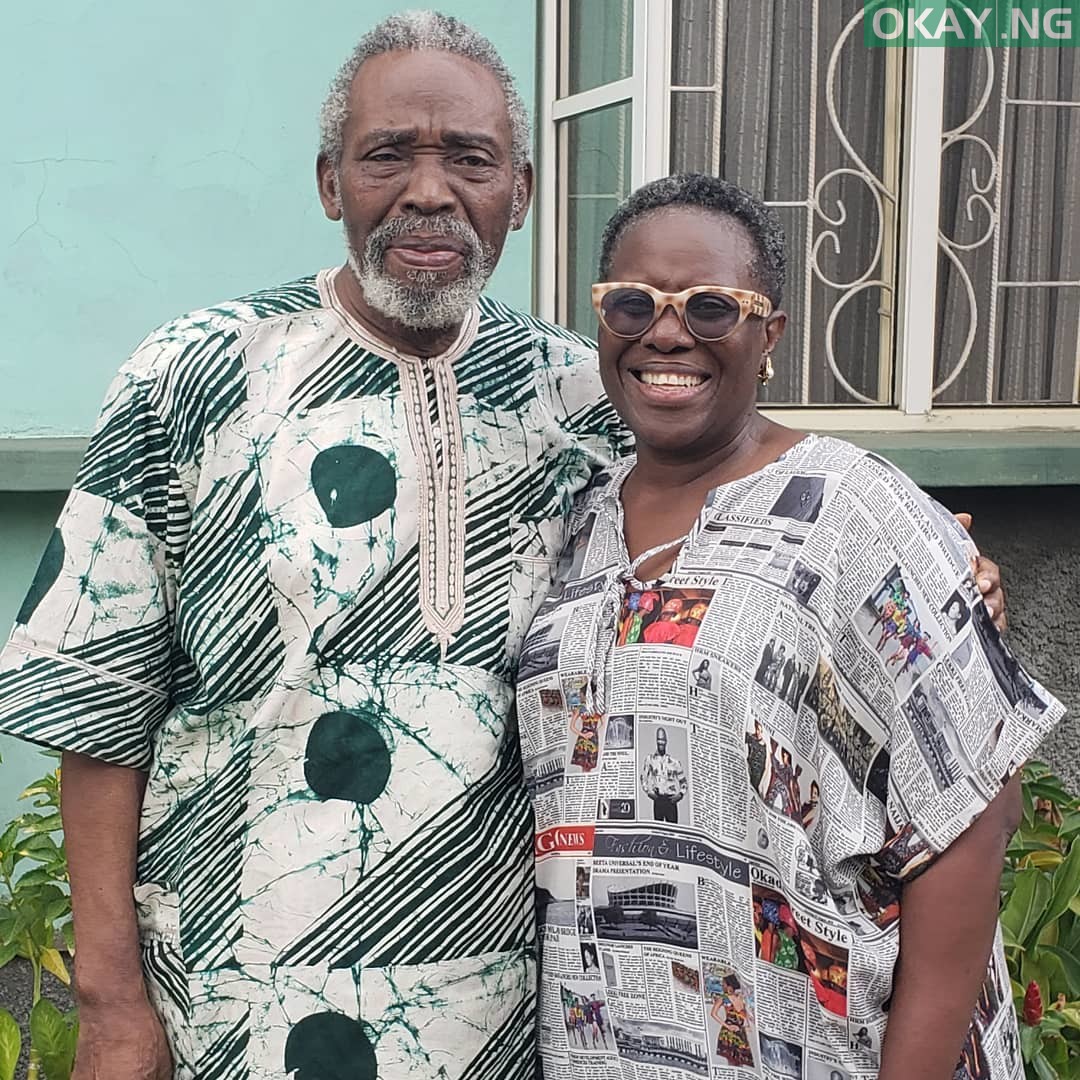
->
[602, 289, 656, 336]
[686, 292, 740, 339]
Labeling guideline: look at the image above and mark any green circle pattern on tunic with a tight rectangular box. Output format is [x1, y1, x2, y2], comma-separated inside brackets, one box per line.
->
[304, 709, 393, 804]
[311, 445, 397, 527]
[284, 1012, 378, 1079]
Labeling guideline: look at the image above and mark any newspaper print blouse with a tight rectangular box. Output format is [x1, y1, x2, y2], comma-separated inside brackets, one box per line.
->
[0, 270, 624, 1080]
[518, 434, 1063, 1080]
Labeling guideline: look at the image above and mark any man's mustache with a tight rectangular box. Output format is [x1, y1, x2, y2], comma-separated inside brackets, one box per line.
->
[366, 215, 483, 262]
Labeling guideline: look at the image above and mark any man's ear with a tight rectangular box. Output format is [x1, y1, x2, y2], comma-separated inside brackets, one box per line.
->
[511, 162, 535, 231]
[317, 154, 343, 221]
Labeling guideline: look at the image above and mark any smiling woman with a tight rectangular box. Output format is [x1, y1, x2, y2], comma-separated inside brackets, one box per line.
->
[591, 184, 796, 497]
[516, 174, 1064, 1080]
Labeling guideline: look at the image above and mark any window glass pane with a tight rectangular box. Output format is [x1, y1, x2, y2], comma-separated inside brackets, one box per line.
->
[667, 0, 898, 405]
[560, 103, 633, 337]
[936, 47, 1080, 405]
[561, 0, 633, 97]
[671, 0, 717, 87]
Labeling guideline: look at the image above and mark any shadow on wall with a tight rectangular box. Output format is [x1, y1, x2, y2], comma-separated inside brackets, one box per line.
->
[931, 485, 1080, 793]
[0, 492, 67, 825]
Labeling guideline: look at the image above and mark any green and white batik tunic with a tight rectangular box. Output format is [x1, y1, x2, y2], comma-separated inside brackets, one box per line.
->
[0, 269, 625, 1080]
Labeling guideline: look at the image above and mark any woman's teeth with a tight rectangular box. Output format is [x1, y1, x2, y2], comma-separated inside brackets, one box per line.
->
[638, 371, 706, 387]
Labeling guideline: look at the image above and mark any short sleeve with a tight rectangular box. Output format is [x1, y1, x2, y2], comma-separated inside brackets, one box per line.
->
[538, 331, 632, 472]
[0, 364, 188, 769]
[830, 453, 1064, 882]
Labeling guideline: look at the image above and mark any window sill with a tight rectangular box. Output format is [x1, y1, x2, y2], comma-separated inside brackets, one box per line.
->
[1, 426, 1078, 491]
[813, 430, 1080, 486]
[0, 438, 88, 493]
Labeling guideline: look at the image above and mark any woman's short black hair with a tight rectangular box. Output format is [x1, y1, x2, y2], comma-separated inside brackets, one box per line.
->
[598, 174, 787, 307]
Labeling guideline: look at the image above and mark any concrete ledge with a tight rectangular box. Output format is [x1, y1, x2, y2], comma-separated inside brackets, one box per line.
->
[1, 430, 1078, 492]
[0, 438, 87, 492]
[832, 430, 1080, 487]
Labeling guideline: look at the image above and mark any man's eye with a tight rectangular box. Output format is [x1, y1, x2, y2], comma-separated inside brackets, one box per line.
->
[368, 151, 402, 162]
[458, 155, 492, 167]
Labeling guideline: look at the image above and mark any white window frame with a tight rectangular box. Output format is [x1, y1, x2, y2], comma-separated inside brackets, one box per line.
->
[535, 0, 1080, 435]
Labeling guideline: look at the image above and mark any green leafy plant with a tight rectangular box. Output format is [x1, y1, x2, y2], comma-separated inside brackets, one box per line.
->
[1001, 761, 1080, 1079]
[0, 758, 78, 1080]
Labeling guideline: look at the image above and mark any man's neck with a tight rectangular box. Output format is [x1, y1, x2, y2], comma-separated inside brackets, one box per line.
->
[332, 265, 465, 358]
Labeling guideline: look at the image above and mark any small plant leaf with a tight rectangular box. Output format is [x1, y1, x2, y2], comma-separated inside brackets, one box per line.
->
[1030, 1047, 1059, 1080]
[1038, 838, 1080, 940]
[1042, 1032, 1070, 1073]
[0, 1009, 20, 1080]
[13, 869, 55, 890]
[16, 813, 62, 836]
[1055, 1006, 1080, 1029]
[30, 998, 77, 1080]
[40, 946, 70, 985]
[0, 825, 18, 861]
[18, 781, 54, 802]
[1025, 850, 1065, 870]
[1041, 945, 1080, 999]
[1001, 867, 1052, 949]
[1022, 778, 1036, 826]
[1021, 1021, 1043, 1058]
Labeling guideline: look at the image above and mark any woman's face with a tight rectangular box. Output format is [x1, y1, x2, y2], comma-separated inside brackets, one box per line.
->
[598, 206, 786, 459]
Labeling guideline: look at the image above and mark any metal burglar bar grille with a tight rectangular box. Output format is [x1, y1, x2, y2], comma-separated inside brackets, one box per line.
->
[542, 0, 1080, 416]
[668, 0, 901, 406]
[936, 44, 1080, 404]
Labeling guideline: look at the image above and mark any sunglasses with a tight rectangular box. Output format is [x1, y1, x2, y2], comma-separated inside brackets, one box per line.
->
[591, 281, 773, 342]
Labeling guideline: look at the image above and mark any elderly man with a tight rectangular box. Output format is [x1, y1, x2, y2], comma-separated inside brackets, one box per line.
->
[0, 13, 622, 1080]
[0, 11, 1008, 1080]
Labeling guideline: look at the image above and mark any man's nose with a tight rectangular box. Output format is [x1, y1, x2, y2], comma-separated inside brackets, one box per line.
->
[400, 156, 458, 216]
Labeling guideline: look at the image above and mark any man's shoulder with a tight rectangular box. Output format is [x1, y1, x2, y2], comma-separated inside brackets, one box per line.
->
[123, 273, 326, 386]
[477, 295, 598, 363]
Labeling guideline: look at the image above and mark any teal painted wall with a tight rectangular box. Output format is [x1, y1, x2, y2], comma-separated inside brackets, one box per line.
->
[0, 494, 65, 827]
[0, 3, 537, 813]
[0, 1, 537, 438]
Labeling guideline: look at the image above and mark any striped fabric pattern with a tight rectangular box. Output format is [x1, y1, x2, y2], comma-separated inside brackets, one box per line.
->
[0, 269, 626, 1079]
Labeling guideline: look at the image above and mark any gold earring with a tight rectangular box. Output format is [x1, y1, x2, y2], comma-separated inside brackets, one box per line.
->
[759, 352, 774, 385]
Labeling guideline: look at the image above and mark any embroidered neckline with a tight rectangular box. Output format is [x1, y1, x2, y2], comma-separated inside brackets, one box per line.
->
[317, 267, 474, 656]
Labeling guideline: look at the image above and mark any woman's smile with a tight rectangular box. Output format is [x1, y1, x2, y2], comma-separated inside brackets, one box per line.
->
[628, 362, 712, 403]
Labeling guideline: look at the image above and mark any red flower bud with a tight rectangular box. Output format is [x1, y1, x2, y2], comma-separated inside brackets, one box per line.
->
[1023, 980, 1043, 1025]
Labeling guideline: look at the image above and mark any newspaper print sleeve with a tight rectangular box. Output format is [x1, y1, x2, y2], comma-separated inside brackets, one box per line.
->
[829, 453, 1065, 883]
[0, 360, 183, 768]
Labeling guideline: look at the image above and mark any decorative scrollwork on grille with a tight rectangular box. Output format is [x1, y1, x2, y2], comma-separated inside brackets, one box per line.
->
[934, 44, 997, 399]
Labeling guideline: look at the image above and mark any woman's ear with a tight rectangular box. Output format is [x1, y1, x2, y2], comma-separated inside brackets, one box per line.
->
[764, 310, 788, 354]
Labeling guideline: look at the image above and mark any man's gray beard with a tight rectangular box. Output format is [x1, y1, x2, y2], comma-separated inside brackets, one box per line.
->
[344, 215, 496, 333]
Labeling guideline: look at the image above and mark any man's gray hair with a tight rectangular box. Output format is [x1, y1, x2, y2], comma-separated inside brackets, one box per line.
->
[319, 10, 532, 169]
